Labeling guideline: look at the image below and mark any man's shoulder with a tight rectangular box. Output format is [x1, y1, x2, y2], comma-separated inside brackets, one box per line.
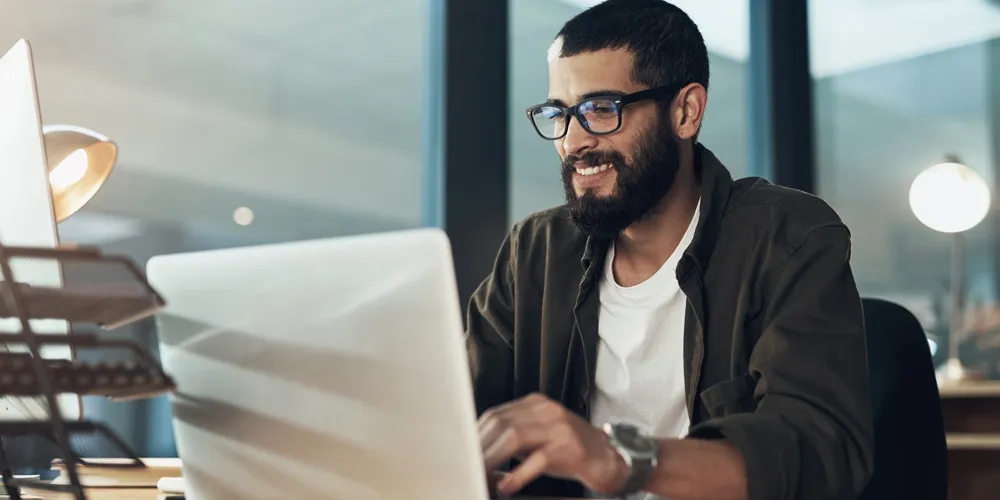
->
[511, 205, 580, 239]
[508, 205, 588, 258]
[725, 176, 849, 244]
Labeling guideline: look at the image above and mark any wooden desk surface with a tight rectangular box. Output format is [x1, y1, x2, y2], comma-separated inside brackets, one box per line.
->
[21, 488, 159, 499]
[939, 380, 1000, 398]
[22, 488, 584, 499]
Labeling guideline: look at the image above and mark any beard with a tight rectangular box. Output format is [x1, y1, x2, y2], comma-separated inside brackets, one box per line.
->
[561, 117, 681, 239]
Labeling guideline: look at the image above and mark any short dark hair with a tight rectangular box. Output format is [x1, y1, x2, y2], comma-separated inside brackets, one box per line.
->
[554, 0, 710, 93]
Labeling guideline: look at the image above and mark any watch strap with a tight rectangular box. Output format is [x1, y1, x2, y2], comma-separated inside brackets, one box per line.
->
[616, 453, 655, 498]
[605, 424, 658, 498]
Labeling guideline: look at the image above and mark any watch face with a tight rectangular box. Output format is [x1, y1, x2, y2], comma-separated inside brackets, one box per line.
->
[616, 424, 657, 454]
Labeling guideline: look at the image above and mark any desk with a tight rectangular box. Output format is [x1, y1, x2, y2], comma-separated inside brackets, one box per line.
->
[940, 380, 1000, 500]
[21, 488, 582, 500]
[20, 489, 159, 500]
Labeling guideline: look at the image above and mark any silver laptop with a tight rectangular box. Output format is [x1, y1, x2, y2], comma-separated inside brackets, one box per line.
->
[147, 229, 489, 500]
[0, 39, 80, 421]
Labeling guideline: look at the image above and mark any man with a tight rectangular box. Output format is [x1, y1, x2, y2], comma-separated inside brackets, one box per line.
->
[466, 1, 875, 499]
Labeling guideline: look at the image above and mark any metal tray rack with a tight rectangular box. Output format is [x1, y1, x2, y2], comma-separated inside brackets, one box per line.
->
[0, 243, 175, 500]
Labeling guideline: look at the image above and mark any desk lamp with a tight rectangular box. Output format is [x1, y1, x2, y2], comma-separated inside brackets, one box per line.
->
[41, 124, 117, 222]
[909, 155, 992, 385]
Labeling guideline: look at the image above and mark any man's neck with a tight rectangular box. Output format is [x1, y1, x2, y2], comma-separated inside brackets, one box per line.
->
[611, 156, 700, 287]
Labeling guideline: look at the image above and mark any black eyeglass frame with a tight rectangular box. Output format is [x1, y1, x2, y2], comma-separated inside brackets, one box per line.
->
[524, 82, 687, 140]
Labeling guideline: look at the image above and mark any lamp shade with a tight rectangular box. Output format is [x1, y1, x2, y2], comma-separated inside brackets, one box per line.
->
[909, 158, 991, 234]
[41, 124, 117, 222]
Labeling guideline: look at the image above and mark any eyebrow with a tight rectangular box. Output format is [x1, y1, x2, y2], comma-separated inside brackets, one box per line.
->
[545, 89, 628, 107]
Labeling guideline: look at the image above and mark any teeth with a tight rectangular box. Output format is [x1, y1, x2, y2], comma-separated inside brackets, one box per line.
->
[577, 164, 612, 176]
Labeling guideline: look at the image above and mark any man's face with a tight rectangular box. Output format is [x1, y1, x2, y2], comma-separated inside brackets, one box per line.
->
[547, 48, 681, 238]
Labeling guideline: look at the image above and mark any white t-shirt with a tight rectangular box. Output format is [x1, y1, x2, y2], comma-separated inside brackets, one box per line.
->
[589, 201, 700, 499]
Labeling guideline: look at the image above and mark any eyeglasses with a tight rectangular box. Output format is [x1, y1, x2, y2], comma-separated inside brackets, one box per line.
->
[525, 83, 684, 141]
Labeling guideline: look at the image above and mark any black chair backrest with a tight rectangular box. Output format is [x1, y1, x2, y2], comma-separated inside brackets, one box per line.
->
[859, 297, 948, 499]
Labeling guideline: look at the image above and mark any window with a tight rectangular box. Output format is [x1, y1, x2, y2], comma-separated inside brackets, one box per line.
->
[813, 1, 1000, 376]
[3, 0, 427, 456]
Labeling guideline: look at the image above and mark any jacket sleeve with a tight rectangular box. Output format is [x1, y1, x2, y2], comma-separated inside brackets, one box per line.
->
[465, 226, 518, 416]
[688, 225, 875, 500]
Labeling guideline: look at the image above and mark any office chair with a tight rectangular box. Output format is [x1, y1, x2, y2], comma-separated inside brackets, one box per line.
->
[859, 297, 948, 499]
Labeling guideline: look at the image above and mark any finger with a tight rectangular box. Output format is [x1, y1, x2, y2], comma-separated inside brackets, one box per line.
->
[479, 414, 507, 451]
[497, 449, 550, 496]
[482, 422, 550, 471]
[478, 400, 525, 448]
[479, 400, 554, 456]
[479, 393, 554, 431]
[486, 471, 508, 498]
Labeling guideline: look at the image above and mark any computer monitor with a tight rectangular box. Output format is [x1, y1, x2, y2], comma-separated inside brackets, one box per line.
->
[0, 39, 81, 421]
[147, 229, 489, 500]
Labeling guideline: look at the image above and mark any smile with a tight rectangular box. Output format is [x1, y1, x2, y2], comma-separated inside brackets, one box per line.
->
[575, 163, 614, 176]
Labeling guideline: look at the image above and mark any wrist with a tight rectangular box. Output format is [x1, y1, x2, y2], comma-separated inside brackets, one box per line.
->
[600, 438, 631, 493]
[601, 423, 659, 496]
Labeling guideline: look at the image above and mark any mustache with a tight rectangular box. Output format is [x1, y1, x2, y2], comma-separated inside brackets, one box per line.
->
[562, 150, 626, 171]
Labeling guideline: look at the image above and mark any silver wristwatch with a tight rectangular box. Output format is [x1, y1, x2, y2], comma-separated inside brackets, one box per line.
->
[602, 422, 658, 499]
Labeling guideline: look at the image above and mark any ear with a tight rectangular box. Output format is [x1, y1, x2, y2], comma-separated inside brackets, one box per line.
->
[670, 83, 707, 141]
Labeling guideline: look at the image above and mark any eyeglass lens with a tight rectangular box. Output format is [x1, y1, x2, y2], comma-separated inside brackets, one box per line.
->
[530, 98, 622, 139]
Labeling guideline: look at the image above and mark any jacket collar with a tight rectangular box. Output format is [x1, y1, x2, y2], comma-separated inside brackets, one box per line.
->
[580, 143, 734, 275]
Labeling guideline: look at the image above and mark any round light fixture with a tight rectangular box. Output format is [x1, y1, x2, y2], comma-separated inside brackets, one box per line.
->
[909, 157, 991, 234]
[233, 207, 254, 226]
[42, 124, 118, 222]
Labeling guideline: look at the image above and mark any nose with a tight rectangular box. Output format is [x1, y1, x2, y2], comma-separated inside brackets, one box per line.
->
[561, 116, 598, 156]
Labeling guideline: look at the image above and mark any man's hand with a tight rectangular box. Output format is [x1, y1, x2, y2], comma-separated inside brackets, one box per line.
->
[478, 393, 628, 496]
